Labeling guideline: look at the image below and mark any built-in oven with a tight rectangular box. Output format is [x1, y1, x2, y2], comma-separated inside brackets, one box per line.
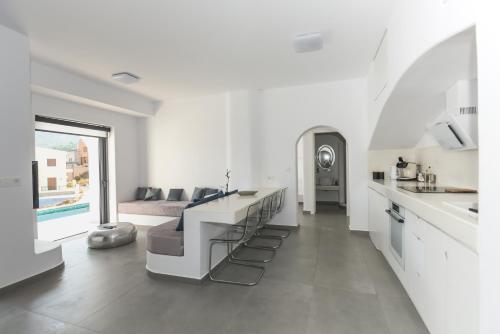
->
[386, 201, 405, 269]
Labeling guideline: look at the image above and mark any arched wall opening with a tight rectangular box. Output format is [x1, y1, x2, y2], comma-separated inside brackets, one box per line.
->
[295, 125, 350, 219]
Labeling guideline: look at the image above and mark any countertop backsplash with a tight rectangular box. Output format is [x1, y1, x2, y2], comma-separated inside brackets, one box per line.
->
[368, 146, 478, 190]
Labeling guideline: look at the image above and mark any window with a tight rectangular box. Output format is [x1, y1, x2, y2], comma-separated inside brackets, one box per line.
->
[47, 159, 56, 167]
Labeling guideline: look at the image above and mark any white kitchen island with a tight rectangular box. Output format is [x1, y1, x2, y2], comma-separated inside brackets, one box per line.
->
[146, 188, 281, 281]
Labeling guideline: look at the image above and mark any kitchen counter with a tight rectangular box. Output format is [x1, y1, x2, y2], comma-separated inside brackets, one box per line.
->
[369, 179, 478, 252]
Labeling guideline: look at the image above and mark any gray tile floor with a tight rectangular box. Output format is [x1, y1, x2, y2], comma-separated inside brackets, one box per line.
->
[0, 205, 429, 334]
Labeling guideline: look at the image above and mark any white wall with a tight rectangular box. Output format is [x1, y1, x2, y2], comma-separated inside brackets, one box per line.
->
[145, 94, 228, 200]
[368, 0, 476, 138]
[0, 25, 62, 289]
[32, 93, 143, 220]
[477, 1, 500, 332]
[253, 79, 368, 230]
[35, 147, 67, 190]
[368, 144, 478, 190]
[144, 79, 368, 230]
[225, 91, 257, 190]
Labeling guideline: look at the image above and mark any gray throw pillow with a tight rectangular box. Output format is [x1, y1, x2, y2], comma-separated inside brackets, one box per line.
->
[136, 187, 149, 200]
[191, 187, 206, 202]
[145, 188, 161, 201]
[203, 188, 218, 196]
[167, 189, 183, 201]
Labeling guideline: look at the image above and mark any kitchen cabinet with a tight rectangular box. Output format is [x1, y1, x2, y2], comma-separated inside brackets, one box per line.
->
[420, 219, 447, 334]
[405, 213, 446, 334]
[404, 211, 426, 315]
[404, 214, 478, 334]
[368, 188, 388, 253]
[444, 234, 479, 334]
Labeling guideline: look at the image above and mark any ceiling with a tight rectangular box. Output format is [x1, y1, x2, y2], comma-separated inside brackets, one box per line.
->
[0, 0, 392, 101]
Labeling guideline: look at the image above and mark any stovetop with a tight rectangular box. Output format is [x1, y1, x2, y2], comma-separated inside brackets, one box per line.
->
[397, 185, 477, 194]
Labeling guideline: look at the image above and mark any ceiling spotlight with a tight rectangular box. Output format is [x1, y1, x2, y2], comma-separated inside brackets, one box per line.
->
[112, 72, 140, 84]
[293, 32, 324, 53]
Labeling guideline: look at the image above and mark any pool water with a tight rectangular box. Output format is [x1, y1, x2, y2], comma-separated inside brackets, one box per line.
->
[39, 196, 76, 208]
[37, 203, 90, 222]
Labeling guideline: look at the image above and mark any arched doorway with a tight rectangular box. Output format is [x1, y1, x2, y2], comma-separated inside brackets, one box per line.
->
[295, 126, 348, 217]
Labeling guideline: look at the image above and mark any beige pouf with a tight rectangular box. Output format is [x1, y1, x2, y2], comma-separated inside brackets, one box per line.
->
[87, 222, 137, 249]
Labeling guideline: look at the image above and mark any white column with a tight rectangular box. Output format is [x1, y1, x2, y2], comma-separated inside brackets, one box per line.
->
[302, 131, 316, 214]
[477, 1, 500, 333]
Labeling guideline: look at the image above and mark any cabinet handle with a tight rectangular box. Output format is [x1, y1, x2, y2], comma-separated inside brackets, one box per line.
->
[385, 209, 404, 223]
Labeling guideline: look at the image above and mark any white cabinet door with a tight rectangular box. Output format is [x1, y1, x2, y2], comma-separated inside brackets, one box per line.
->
[444, 236, 479, 334]
[386, 209, 479, 334]
[368, 188, 388, 252]
[421, 220, 447, 334]
[377, 194, 389, 258]
[405, 212, 425, 314]
[368, 189, 379, 248]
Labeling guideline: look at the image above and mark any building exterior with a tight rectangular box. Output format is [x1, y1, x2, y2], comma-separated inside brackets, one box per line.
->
[66, 150, 77, 182]
[76, 139, 88, 166]
[35, 147, 68, 192]
[74, 139, 89, 180]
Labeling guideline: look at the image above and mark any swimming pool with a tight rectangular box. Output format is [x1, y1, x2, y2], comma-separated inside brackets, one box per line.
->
[37, 203, 90, 222]
[39, 196, 76, 208]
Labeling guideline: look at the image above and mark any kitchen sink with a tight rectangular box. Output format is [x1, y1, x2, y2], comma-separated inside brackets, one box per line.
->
[443, 201, 478, 217]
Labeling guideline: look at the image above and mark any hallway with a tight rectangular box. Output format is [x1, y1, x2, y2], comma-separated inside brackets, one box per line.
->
[0, 207, 428, 334]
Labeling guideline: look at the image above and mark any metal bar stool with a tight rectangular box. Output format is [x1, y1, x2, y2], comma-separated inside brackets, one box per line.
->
[230, 198, 277, 263]
[208, 201, 265, 286]
[261, 188, 291, 238]
[245, 194, 283, 250]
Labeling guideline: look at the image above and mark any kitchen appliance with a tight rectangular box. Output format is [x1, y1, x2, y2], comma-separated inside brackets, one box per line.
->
[386, 201, 405, 269]
[395, 157, 417, 181]
[427, 80, 478, 150]
[372, 171, 385, 180]
[397, 185, 477, 193]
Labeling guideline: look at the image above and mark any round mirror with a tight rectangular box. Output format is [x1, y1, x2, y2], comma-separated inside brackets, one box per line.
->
[316, 145, 335, 170]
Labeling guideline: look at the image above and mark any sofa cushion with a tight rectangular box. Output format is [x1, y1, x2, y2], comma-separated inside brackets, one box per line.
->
[203, 188, 219, 197]
[136, 187, 149, 200]
[147, 219, 184, 256]
[145, 188, 162, 201]
[166, 188, 184, 201]
[191, 187, 206, 202]
[118, 200, 190, 217]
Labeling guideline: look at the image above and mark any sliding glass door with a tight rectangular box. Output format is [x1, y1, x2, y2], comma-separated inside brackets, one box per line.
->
[34, 116, 110, 241]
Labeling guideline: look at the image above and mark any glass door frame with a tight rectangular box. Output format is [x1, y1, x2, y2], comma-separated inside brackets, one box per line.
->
[34, 115, 111, 225]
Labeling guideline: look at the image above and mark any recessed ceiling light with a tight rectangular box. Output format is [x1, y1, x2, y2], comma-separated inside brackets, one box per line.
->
[112, 72, 140, 84]
[293, 32, 323, 53]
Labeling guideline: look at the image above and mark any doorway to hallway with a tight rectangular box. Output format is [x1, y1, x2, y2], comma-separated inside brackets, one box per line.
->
[296, 126, 348, 216]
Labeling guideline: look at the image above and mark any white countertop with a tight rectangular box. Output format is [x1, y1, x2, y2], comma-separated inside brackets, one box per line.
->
[369, 180, 478, 252]
[187, 188, 278, 213]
